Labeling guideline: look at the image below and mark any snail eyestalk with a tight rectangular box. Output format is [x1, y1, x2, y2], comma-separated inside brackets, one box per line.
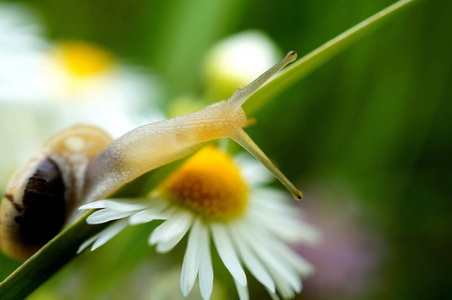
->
[231, 129, 303, 200]
[227, 51, 297, 111]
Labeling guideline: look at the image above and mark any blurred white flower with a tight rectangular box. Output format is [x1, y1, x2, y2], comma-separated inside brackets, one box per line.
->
[0, 4, 163, 190]
[0, 4, 161, 135]
[79, 146, 319, 299]
[203, 30, 281, 100]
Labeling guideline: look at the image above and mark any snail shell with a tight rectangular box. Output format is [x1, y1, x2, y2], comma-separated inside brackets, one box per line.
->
[0, 126, 111, 259]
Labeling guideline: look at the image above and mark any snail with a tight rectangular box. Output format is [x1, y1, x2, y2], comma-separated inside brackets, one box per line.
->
[0, 126, 112, 259]
[0, 51, 302, 260]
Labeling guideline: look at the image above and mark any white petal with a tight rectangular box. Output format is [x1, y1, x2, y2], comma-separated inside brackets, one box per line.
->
[241, 223, 301, 293]
[234, 279, 249, 300]
[180, 219, 203, 296]
[257, 229, 314, 276]
[229, 223, 275, 293]
[91, 219, 128, 251]
[282, 250, 313, 277]
[267, 289, 280, 300]
[149, 210, 192, 245]
[250, 209, 320, 244]
[272, 276, 295, 299]
[211, 223, 247, 287]
[234, 220, 302, 297]
[198, 224, 213, 300]
[78, 200, 109, 210]
[259, 253, 297, 298]
[87, 208, 135, 224]
[77, 233, 100, 254]
[79, 199, 148, 211]
[248, 221, 314, 275]
[103, 200, 149, 211]
[156, 217, 192, 253]
[129, 208, 167, 225]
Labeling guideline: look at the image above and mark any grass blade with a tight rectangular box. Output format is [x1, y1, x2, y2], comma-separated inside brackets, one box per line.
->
[0, 212, 103, 300]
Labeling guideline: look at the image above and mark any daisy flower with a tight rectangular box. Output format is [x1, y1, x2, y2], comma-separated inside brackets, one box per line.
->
[78, 146, 319, 299]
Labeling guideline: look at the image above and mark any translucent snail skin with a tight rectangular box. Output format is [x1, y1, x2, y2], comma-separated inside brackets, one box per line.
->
[0, 51, 302, 260]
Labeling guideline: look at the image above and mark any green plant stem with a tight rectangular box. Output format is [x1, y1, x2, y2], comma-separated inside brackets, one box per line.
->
[0, 213, 106, 300]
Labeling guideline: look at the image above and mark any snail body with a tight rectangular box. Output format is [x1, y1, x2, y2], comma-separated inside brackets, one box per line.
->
[84, 51, 302, 202]
[1, 51, 301, 260]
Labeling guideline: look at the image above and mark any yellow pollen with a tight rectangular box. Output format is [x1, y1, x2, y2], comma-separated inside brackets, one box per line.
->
[159, 146, 248, 221]
[52, 41, 115, 77]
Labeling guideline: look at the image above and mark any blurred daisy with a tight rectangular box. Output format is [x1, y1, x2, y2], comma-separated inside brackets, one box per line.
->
[0, 4, 162, 190]
[79, 146, 319, 299]
[0, 4, 162, 136]
[203, 30, 281, 101]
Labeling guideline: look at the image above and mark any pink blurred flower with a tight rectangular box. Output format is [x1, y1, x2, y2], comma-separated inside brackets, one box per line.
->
[297, 182, 386, 299]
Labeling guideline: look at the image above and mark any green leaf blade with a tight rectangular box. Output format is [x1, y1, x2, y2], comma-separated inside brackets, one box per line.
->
[0, 213, 104, 300]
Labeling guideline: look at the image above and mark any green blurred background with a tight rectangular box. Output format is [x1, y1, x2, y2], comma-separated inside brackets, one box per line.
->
[1, 0, 451, 299]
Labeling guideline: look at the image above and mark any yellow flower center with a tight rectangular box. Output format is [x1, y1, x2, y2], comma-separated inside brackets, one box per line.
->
[52, 41, 115, 77]
[159, 146, 248, 221]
